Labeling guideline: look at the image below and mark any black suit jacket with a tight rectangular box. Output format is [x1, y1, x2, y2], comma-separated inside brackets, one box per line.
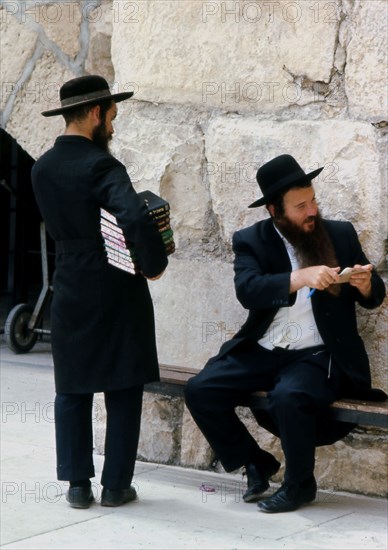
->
[215, 218, 386, 397]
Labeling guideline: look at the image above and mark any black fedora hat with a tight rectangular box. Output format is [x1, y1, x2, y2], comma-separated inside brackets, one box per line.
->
[248, 154, 324, 208]
[41, 75, 134, 117]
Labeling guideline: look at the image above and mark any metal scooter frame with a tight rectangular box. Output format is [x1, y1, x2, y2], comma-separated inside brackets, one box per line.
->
[4, 222, 52, 353]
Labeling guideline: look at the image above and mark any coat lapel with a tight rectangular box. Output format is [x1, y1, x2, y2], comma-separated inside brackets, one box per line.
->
[259, 219, 292, 274]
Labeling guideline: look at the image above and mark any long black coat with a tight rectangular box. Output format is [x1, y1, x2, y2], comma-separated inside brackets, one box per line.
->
[31, 135, 168, 393]
[216, 218, 386, 398]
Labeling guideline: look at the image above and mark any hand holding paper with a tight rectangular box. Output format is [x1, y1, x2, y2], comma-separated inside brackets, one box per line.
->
[337, 267, 369, 283]
[343, 264, 373, 298]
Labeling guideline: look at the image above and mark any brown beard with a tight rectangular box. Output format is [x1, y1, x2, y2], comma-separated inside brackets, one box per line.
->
[274, 211, 340, 296]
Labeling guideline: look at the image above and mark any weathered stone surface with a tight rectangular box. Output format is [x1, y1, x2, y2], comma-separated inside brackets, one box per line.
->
[34, 2, 82, 59]
[315, 429, 388, 497]
[149, 257, 246, 369]
[343, 0, 388, 120]
[137, 393, 183, 464]
[94, 391, 184, 465]
[112, 0, 339, 112]
[205, 117, 386, 261]
[5, 52, 72, 159]
[356, 305, 388, 391]
[0, 8, 38, 111]
[85, 0, 114, 82]
[93, 393, 106, 455]
[111, 103, 210, 257]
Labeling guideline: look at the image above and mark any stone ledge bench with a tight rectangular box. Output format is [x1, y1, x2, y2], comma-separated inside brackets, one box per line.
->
[146, 364, 388, 429]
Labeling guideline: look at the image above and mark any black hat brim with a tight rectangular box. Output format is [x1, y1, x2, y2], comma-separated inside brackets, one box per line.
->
[248, 166, 324, 208]
[41, 91, 134, 117]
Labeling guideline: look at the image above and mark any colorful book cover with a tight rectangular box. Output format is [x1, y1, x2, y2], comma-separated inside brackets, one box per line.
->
[100, 191, 175, 274]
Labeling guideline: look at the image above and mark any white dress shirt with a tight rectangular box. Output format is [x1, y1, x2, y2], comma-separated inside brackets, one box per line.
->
[258, 225, 324, 350]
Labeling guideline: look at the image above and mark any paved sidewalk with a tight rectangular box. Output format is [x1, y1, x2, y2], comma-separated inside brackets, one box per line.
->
[1, 342, 387, 549]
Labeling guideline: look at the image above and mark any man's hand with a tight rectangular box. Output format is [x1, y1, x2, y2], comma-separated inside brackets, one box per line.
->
[348, 264, 373, 298]
[290, 266, 340, 293]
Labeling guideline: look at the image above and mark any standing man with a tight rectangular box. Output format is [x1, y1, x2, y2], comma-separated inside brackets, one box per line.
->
[185, 154, 386, 513]
[32, 75, 168, 508]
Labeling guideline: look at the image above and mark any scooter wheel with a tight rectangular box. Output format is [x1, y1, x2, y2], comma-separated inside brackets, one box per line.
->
[4, 303, 38, 353]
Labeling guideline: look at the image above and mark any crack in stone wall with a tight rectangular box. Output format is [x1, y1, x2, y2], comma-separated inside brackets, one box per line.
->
[1, 0, 101, 126]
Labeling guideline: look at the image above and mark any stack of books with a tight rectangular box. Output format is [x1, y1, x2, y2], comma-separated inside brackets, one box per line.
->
[100, 190, 175, 274]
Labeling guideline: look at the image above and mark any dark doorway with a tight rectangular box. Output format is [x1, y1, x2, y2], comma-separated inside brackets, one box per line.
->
[0, 128, 54, 330]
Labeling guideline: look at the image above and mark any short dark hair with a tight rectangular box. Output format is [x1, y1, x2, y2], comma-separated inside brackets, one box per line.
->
[267, 182, 312, 218]
[63, 99, 113, 126]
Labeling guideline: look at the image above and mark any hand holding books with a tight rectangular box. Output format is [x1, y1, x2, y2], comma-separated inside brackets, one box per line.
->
[100, 190, 175, 275]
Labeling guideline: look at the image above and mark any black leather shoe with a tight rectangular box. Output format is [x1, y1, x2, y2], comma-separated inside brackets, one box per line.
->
[243, 455, 281, 503]
[66, 486, 94, 509]
[258, 477, 317, 513]
[101, 486, 137, 507]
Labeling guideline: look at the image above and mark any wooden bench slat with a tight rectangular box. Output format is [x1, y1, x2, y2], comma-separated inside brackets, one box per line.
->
[158, 364, 197, 385]
[149, 364, 388, 429]
[250, 391, 388, 415]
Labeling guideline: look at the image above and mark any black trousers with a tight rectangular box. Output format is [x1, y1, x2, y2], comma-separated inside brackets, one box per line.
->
[55, 385, 143, 489]
[185, 341, 342, 484]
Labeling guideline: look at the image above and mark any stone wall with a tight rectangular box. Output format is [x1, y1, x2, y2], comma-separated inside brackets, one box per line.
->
[1, 0, 387, 495]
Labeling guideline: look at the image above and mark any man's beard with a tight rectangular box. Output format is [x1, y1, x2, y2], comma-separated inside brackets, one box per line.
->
[274, 211, 340, 296]
[92, 120, 112, 152]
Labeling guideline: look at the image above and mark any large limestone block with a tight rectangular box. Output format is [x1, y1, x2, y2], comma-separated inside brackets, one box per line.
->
[356, 305, 388, 392]
[205, 117, 386, 262]
[137, 393, 183, 464]
[112, 0, 339, 111]
[94, 392, 184, 465]
[343, 0, 388, 120]
[149, 257, 246, 369]
[315, 429, 388, 497]
[32, 1, 82, 58]
[5, 52, 72, 159]
[111, 102, 211, 255]
[85, 0, 114, 82]
[0, 8, 38, 111]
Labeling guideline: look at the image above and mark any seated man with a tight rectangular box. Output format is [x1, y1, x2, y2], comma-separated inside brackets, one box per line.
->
[185, 154, 386, 513]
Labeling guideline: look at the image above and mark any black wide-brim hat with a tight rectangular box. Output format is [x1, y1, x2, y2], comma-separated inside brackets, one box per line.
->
[41, 75, 134, 117]
[249, 154, 324, 208]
